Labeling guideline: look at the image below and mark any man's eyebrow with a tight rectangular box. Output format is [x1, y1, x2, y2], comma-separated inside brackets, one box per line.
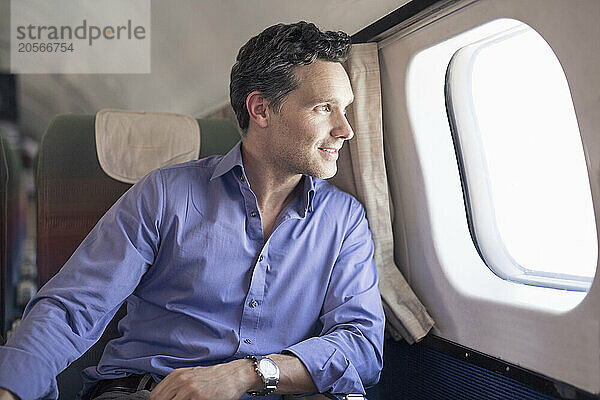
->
[312, 97, 355, 106]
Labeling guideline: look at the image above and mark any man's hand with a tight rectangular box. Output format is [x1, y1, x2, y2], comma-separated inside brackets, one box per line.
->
[150, 358, 260, 400]
[0, 388, 18, 400]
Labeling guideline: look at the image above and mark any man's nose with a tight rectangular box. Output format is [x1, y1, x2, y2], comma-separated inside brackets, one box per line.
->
[332, 110, 354, 140]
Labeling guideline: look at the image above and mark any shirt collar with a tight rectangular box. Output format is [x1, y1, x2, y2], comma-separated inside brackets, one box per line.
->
[210, 141, 244, 181]
[210, 140, 316, 213]
[302, 175, 316, 214]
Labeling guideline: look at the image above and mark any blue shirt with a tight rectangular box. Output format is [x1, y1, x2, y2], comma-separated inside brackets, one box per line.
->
[0, 142, 385, 400]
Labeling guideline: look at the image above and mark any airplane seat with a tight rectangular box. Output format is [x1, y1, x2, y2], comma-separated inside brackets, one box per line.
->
[0, 134, 26, 340]
[35, 111, 240, 399]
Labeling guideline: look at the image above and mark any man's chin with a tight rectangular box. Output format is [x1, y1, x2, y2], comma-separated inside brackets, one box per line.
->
[298, 159, 338, 179]
[312, 166, 338, 180]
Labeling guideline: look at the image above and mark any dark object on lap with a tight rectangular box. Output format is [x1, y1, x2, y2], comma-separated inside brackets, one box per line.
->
[87, 374, 155, 400]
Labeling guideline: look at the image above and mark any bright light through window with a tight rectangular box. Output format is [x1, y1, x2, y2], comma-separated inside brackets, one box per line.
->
[447, 22, 597, 289]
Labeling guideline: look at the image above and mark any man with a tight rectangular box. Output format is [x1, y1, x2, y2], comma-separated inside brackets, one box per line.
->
[0, 21, 385, 400]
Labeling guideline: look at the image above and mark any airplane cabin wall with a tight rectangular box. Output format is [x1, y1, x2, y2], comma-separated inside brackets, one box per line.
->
[378, 0, 600, 394]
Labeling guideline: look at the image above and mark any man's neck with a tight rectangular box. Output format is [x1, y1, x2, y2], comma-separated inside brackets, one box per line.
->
[240, 140, 303, 213]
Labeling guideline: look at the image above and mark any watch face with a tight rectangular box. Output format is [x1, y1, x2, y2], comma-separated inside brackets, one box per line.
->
[259, 358, 278, 376]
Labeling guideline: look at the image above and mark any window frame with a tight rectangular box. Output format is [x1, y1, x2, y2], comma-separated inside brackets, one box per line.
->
[444, 23, 595, 291]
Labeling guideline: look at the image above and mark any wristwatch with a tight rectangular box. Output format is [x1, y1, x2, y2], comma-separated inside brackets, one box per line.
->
[246, 355, 280, 396]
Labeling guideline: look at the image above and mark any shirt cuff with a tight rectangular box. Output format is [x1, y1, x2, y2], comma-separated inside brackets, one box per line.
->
[284, 337, 365, 395]
[0, 346, 58, 399]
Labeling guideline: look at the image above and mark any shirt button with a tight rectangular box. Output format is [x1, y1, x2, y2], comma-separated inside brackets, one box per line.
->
[249, 300, 259, 308]
[258, 255, 263, 262]
[240, 175, 245, 183]
[250, 211, 258, 218]
[244, 338, 252, 344]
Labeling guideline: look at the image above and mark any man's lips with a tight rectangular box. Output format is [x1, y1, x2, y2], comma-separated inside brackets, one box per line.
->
[319, 147, 339, 154]
[318, 147, 340, 159]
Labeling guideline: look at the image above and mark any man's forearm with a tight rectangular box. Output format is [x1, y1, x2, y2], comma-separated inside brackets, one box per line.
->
[150, 354, 318, 400]
[0, 388, 18, 400]
[268, 353, 318, 395]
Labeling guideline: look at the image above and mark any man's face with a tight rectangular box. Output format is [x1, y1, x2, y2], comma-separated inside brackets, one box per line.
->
[265, 60, 354, 179]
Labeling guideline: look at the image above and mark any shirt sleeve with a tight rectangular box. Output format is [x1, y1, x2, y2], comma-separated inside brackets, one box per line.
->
[284, 201, 385, 396]
[0, 169, 165, 400]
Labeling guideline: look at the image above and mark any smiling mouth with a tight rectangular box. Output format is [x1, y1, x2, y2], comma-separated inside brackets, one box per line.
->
[319, 148, 337, 154]
[318, 147, 339, 159]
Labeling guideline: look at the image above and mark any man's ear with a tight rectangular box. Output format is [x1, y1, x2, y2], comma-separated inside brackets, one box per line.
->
[246, 91, 269, 129]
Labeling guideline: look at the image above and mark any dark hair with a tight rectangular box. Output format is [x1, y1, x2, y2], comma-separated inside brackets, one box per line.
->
[230, 21, 351, 134]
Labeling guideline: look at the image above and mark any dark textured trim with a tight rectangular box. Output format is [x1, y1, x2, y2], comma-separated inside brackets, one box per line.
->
[351, 0, 445, 43]
[0, 136, 6, 339]
[0, 74, 18, 122]
[423, 335, 600, 399]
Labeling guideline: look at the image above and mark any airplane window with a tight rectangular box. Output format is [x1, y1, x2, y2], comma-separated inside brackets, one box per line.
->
[446, 22, 597, 291]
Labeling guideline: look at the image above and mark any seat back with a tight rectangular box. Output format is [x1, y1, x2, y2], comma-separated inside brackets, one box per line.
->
[35, 113, 240, 399]
[0, 134, 25, 339]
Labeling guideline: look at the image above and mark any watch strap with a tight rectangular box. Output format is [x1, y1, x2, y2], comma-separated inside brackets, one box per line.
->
[324, 393, 366, 400]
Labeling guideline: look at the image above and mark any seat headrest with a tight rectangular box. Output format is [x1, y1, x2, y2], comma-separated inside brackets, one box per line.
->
[95, 109, 200, 184]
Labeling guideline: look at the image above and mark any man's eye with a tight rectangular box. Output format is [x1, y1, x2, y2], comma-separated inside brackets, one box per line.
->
[316, 104, 331, 112]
